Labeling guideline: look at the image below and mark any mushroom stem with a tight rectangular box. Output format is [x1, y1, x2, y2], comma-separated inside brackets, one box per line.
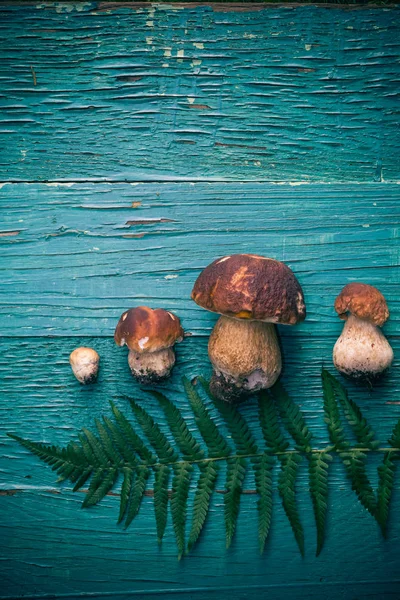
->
[128, 348, 175, 384]
[333, 314, 393, 380]
[208, 316, 282, 403]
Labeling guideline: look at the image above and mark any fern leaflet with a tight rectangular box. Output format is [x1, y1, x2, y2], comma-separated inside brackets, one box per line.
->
[224, 457, 247, 548]
[124, 466, 150, 529]
[258, 391, 289, 453]
[271, 382, 313, 453]
[376, 451, 397, 538]
[153, 464, 170, 544]
[187, 461, 219, 552]
[171, 461, 193, 559]
[278, 452, 304, 556]
[253, 453, 274, 553]
[309, 451, 331, 556]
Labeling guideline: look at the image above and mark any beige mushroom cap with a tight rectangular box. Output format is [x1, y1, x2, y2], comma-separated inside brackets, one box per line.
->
[334, 283, 389, 327]
[114, 306, 184, 354]
[191, 254, 306, 325]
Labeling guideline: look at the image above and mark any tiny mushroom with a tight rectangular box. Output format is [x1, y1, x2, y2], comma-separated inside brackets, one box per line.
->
[69, 347, 100, 384]
[333, 282, 394, 381]
[114, 306, 184, 383]
[191, 254, 306, 403]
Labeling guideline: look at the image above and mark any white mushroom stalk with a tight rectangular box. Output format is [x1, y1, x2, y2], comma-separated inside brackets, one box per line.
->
[333, 283, 393, 381]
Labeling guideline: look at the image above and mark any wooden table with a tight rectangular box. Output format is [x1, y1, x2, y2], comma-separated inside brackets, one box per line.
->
[1, 2, 399, 598]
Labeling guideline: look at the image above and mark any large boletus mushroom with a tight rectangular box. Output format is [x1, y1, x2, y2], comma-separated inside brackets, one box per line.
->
[114, 306, 184, 383]
[333, 283, 393, 381]
[191, 254, 306, 402]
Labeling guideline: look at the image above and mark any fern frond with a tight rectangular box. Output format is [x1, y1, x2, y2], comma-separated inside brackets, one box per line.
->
[339, 450, 377, 516]
[151, 391, 204, 461]
[183, 377, 231, 458]
[324, 371, 378, 449]
[253, 453, 274, 554]
[153, 464, 170, 544]
[118, 468, 133, 524]
[278, 452, 304, 556]
[187, 462, 219, 552]
[258, 392, 289, 453]
[203, 385, 258, 456]
[110, 401, 155, 464]
[72, 467, 92, 492]
[128, 398, 178, 463]
[83, 468, 118, 508]
[171, 461, 193, 559]
[124, 466, 150, 529]
[81, 468, 106, 508]
[376, 452, 397, 538]
[322, 369, 349, 451]
[224, 457, 247, 549]
[272, 382, 313, 453]
[309, 451, 332, 556]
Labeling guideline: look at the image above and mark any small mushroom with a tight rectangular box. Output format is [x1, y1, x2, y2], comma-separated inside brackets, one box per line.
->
[114, 306, 184, 383]
[333, 282, 394, 381]
[191, 254, 306, 403]
[69, 347, 100, 384]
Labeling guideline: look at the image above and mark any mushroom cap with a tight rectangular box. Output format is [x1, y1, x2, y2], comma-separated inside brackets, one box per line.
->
[191, 254, 306, 325]
[114, 306, 184, 353]
[334, 283, 389, 327]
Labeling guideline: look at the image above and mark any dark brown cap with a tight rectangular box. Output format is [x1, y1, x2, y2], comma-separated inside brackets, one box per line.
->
[334, 283, 389, 327]
[191, 254, 306, 325]
[114, 306, 184, 353]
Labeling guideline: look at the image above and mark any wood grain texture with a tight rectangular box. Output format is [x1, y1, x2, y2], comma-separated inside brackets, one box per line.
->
[0, 2, 399, 182]
[1, 181, 399, 337]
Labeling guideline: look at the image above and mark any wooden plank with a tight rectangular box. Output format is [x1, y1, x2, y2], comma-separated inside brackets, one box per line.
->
[0, 182, 399, 337]
[0, 3, 399, 182]
[1, 336, 400, 598]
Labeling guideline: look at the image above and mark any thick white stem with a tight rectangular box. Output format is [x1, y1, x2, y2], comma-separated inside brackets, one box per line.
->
[208, 316, 282, 402]
[128, 348, 175, 383]
[333, 314, 393, 379]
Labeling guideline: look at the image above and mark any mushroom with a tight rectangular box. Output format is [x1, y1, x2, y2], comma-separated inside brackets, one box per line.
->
[333, 282, 393, 381]
[69, 347, 100, 384]
[191, 254, 306, 402]
[114, 306, 184, 383]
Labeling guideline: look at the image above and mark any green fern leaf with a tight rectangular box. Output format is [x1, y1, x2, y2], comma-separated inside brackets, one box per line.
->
[323, 371, 378, 449]
[171, 461, 193, 559]
[153, 464, 170, 544]
[202, 384, 258, 456]
[124, 466, 150, 529]
[224, 457, 247, 549]
[389, 418, 400, 449]
[83, 468, 118, 508]
[376, 452, 397, 537]
[253, 453, 274, 554]
[183, 377, 231, 458]
[278, 452, 304, 556]
[118, 468, 133, 524]
[128, 398, 178, 463]
[72, 467, 92, 492]
[102, 416, 138, 466]
[151, 391, 204, 461]
[258, 392, 289, 453]
[110, 401, 155, 464]
[95, 419, 123, 465]
[309, 451, 332, 556]
[271, 382, 313, 453]
[81, 428, 110, 466]
[321, 369, 349, 451]
[187, 461, 219, 552]
[81, 468, 105, 507]
[339, 450, 377, 516]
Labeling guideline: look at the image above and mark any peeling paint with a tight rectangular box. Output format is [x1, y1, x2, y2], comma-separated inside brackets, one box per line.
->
[305, 44, 312, 51]
[193, 42, 204, 50]
[164, 274, 178, 280]
[177, 49, 185, 58]
[163, 48, 172, 57]
[187, 97, 195, 104]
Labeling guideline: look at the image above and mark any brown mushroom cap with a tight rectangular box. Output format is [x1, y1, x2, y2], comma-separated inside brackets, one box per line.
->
[334, 283, 389, 327]
[191, 254, 306, 325]
[114, 306, 184, 353]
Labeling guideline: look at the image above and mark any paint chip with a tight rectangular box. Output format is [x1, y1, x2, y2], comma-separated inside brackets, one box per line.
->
[193, 43, 204, 49]
[305, 44, 312, 51]
[146, 37, 153, 45]
[164, 48, 172, 57]
[177, 49, 185, 58]
[187, 97, 195, 104]
[165, 274, 178, 280]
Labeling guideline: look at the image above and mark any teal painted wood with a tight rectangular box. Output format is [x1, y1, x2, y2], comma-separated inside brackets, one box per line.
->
[1, 338, 400, 598]
[0, 3, 399, 182]
[0, 181, 399, 337]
